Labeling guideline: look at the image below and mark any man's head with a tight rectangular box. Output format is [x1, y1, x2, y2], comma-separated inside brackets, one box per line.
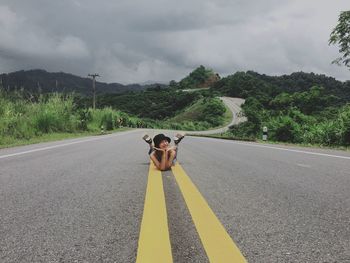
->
[153, 134, 171, 149]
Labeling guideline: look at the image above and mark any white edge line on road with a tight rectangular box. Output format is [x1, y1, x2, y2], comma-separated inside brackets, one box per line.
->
[193, 137, 350, 160]
[0, 130, 137, 160]
[3, 130, 349, 161]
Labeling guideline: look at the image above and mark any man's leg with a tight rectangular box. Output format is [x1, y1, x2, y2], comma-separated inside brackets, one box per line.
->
[169, 146, 178, 165]
[174, 133, 185, 145]
[143, 134, 154, 155]
[148, 144, 154, 155]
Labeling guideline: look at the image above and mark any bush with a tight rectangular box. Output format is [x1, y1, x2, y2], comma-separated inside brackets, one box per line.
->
[229, 121, 258, 137]
[200, 98, 226, 126]
[33, 94, 78, 133]
[269, 116, 302, 143]
[101, 111, 114, 130]
[0, 98, 36, 139]
[241, 97, 264, 134]
[77, 109, 91, 130]
[303, 121, 341, 145]
[339, 104, 350, 145]
[34, 109, 61, 133]
[89, 108, 117, 131]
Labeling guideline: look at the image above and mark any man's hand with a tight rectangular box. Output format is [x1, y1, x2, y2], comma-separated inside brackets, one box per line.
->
[154, 146, 177, 152]
[153, 147, 167, 153]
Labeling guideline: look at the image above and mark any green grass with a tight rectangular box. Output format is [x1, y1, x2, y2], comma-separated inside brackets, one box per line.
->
[0, 128, 131, 149]
[165, 97, 231, 130]
[190, 132, 256, 142]
[0, 92, 145, 149]
[190, 132, 350, 151]
[223, 103, 233, 123]
[255, 139, 350, 152]
[167, 98, 206, 123]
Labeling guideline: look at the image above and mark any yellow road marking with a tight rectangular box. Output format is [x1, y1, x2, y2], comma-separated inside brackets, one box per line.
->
[171, 163, 247, 263]
[136, 162, 173, 263]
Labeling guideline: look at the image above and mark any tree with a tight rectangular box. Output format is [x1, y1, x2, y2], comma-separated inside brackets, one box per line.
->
[169, 80, 178, 89]
[329, 11, 350, 69]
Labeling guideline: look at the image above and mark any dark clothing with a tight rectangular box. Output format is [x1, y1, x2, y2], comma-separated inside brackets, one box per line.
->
[153, 134, 171, 148]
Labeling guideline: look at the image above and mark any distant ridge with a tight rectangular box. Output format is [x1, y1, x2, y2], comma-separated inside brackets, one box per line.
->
[0, 69, 166, 95]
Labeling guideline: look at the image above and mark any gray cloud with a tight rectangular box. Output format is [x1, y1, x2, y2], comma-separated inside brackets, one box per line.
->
[0, 0, 349, 84]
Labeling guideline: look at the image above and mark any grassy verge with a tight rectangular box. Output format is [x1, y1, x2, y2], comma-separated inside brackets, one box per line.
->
[163, 97, 229, 131]
[190, 133, 350, 151]
[167, 98, 206, 123]
[190, 132, 256, 142]
[223, 103, 233, 124]
[0, 128, 131, 149]
[0, 92, 145, 149]
[255, 139, 350, 152]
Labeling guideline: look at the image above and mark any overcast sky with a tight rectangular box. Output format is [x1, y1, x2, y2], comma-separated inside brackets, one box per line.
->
[0, 0, 349, 84]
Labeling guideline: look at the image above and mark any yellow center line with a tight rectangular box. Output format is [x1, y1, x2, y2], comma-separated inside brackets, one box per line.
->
[136, 162, 173, 263]
[171, 163, 247, 263]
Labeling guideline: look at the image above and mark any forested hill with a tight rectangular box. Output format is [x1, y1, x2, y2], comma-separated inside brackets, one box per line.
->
[212, 71, 350, 104]
[0, 69, 165, 95]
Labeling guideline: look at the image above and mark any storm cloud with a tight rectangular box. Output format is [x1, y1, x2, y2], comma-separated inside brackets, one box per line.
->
[0, 0, 349, 83]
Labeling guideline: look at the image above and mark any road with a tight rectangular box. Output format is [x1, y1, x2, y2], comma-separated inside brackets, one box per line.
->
[1, 130, 350, 262]
[162, 96, 246, 137]
[187, 97, 246, 135]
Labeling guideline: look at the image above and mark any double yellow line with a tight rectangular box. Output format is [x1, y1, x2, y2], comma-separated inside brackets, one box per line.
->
[136, 162, 173, 262]
[136, 162, 247, 263]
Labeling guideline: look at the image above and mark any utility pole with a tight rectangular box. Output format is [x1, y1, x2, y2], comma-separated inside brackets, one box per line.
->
[88, 73, 100, 109]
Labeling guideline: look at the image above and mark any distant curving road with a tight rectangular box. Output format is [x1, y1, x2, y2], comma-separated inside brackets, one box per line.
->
[188, 97, 246, 135]
[161, 96, 246, 137]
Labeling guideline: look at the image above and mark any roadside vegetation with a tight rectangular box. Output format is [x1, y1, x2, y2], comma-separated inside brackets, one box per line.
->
[0, 73, 229, 148]
[212, 71, 350, 147]
[2, 59, 350, 149]
[205, 13, 350, 148]
[0, 90, 142, 148]
[93, 86, 201, 120]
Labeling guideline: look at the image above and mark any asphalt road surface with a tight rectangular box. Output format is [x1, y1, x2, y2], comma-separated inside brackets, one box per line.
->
[187, 97, 247, 135]
[1, 130, 350, 262]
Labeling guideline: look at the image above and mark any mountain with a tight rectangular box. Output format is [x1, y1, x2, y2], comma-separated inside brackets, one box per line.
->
[169, 65, 220, 90]
[0, 69, 166, 95]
